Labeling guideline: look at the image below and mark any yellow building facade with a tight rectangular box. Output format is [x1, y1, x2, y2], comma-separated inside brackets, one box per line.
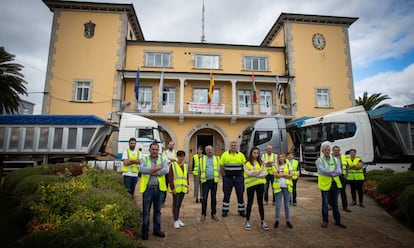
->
[42, 0, 357, 156]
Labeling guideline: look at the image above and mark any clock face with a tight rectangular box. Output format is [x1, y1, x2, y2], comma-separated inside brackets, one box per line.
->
[312, 33, 326, 50]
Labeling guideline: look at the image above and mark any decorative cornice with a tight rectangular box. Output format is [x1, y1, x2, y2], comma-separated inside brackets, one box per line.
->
[261, 13, 358, 47]
[42, 0, 144, 41]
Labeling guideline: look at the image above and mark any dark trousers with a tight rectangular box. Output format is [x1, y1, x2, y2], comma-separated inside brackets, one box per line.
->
[201, 180, 218, 216]
[264, 174, 275, 203]
[222, 175, 245, 214]
[162, 174, 168, 203]
[142, 187, 165, 234]
[123, 175, 138, 196]
[349, 180, 364, 204]
[246, 184, 265, 221]
[339, 175, 349, 209]
[172, 192, 185, 221]
[292, 179, 298, 204]
[321, 180, 341, 224]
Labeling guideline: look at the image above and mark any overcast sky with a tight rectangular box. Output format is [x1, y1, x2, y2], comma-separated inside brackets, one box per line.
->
[1, 0, 413, 113]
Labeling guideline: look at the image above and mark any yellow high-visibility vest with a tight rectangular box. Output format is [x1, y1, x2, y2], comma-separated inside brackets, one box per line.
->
[122, 149, 139, 173]
[316, 155, 342, 191]
[244, 161, 266, 188]
[139, 155, 167, 193]
[169, 162, 188, 193]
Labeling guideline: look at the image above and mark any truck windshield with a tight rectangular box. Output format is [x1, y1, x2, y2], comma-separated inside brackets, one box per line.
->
[302, 123, 357, 144]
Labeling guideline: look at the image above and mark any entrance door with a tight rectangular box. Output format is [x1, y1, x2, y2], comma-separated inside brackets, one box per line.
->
[260, 90, 273, 115]
[238, 89, 252, 115]
[162, 88, 176, 113]
[197, 134, 214, 152]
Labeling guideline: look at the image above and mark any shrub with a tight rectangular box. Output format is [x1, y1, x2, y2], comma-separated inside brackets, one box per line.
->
[398, 184, 414, 226]
[3, 165, 52, 194]
[12, 175, 65, 204]
[18, 220, 143, 248]
[67, 187, 140, 234]
[365, 169, 394, 183]
[75, 167, 127, 195]
[376, 171, 414, 195]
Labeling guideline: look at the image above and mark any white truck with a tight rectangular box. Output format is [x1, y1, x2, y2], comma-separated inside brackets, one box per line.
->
[287, 106, 414, 176]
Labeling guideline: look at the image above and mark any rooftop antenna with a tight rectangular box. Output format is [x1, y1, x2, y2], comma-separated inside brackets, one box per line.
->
[201, 0, 206, 43]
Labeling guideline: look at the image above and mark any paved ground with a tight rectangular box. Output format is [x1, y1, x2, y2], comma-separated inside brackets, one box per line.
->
[134, 175, 414, 248]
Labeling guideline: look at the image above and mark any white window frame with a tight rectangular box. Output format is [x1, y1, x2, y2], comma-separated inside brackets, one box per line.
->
[316, 88, 331, 107]
[145, 52, 171, 67]
[193, 88, 220, 104]
[138, 86, 153, 104]
[243, 56, 268, 71]
[194, 54, 220, 69]
[74, 80, 91, 102]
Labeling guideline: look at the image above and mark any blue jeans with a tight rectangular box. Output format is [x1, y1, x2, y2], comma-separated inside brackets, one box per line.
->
[123, 175, 138, 196]
[275, 187, 291, 221]
[321, 180, 341, 224]
[142, 187, 165, 234]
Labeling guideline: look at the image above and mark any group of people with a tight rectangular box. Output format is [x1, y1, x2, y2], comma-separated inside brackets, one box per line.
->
[121, 138, 364, 240]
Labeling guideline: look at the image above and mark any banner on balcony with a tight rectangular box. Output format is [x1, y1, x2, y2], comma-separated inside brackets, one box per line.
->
[188, 102, 225, 114]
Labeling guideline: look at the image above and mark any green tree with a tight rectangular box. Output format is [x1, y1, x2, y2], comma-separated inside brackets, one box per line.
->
[0, 47, 28, 114]
[355, 91, 391, 111]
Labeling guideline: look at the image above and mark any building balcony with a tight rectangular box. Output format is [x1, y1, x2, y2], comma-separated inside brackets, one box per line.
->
[130, 101, 293, 119]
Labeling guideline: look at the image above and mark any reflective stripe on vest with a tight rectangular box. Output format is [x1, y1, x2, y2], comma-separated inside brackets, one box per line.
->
[287, 159, 299, 179]
[346, 157, 364, 180]
[316, 155, 342, 191]
[122, 149, 139, 173]
[273, 164, 293, 193]
[169, 162, 188, 193]
[221, 151, 245, 176]
[199, 156, 220, 183]
[244, 161, 266, 188]
[262, 153, 276, 175]
[139, 156, 167, 193]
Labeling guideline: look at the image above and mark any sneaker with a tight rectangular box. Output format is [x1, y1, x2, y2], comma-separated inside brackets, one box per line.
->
[211, 214, 220, 221]
[274, 220, 279, 228]
[286, 221, 293, 229]
[173, 220, 180, 229]
[245, 221, 251, 231]
[262, 221, 269, 231]
[293, 202, 297, 206]
[200, 215, 206, 222]
[177, 219, 185, 227]
[321, 222, 328, 228]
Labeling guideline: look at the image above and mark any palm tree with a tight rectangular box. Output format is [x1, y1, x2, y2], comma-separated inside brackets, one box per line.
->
[355, 91, 391, 111]
[0, 47, 28, 114]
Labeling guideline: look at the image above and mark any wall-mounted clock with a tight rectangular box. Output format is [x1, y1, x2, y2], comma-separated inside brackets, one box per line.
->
[312, 33, 326, 50]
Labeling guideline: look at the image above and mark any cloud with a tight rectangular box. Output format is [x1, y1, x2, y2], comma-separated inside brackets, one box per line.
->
[354, 63, 414, 107]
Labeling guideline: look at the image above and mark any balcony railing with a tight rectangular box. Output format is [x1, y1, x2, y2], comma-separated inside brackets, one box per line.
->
[133, 101, 293, 117]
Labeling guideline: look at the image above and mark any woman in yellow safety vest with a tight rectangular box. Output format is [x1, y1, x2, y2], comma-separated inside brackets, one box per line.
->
[168, 150, 189, 229]
[273, 152, 293, 229]
[346, 149, 365, 208]
[243, 147, 269, 231]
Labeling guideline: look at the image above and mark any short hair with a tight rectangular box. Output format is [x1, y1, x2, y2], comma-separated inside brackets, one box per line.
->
[349, 148, 357, 153]
[177, 150, 186, 157]
[332, 145, 340, 151]
[129, 137, 136, 143]
[149, 142, 159, 149]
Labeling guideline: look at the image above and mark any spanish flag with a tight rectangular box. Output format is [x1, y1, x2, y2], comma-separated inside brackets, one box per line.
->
[252, 71, 258, 103]
[208, 69, 215, 103]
